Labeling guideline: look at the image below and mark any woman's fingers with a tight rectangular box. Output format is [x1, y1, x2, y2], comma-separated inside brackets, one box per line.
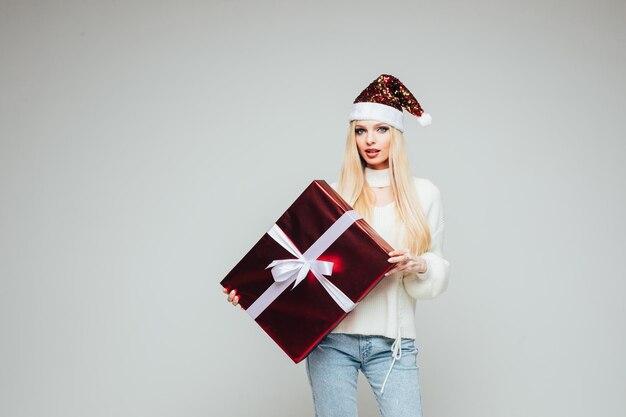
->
[388, 253, 412, 263]
[388, 249, 412, 262]
[223, 288, 242, 308]
[389, 249, 418, 265]
[385, 266, 400, 276]
[387, 249, 409, 276]
[386, 256, 421, 276]
[226, 289, 236, 302]
[385, 263, 411, 276]
[388, 254, 409, 263]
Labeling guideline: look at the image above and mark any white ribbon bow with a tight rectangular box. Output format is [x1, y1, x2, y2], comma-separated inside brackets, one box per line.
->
[246, 210, 361, 320]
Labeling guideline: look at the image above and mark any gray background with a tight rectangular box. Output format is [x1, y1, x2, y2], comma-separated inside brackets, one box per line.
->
[1, 1, 625, 416]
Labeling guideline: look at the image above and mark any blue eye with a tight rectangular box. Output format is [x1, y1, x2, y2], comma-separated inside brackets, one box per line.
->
[355, 128, 365, 135]
[377, 126, 389, 133]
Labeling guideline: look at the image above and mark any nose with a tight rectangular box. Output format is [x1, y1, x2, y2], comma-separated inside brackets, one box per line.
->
[365, 131, 376, 145]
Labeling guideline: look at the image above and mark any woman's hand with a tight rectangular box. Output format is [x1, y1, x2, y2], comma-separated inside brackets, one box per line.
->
[223, 287, 241, 308]
[385, 249, 428, 276]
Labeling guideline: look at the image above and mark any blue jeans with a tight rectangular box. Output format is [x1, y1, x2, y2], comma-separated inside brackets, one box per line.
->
[305, 333, 424, 417]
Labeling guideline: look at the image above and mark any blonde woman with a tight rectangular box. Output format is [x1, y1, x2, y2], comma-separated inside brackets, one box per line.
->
[225, 74, 450, 417]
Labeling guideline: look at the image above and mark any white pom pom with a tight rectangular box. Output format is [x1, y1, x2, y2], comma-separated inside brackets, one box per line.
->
[417, 112, 432, 126]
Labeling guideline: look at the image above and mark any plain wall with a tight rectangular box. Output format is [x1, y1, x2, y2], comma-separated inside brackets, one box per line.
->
[1, 1, 625, 416]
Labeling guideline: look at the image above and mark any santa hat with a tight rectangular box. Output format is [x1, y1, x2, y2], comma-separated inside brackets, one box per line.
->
[349, 74, 431, 132]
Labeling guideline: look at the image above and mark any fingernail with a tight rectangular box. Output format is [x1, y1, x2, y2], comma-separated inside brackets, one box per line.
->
[384, 272, 389, 276]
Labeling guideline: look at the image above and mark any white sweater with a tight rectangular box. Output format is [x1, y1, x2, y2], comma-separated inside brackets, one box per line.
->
[330, 172, 450, 341]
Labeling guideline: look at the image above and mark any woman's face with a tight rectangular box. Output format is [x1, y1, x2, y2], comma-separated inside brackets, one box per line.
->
[354, 120, 392, 170]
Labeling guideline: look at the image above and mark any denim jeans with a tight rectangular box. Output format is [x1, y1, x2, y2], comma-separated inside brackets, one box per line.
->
[305, 333, 423, 417]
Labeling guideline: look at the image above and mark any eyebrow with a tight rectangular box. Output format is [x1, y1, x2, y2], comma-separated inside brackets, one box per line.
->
[355, 123, 390, 128]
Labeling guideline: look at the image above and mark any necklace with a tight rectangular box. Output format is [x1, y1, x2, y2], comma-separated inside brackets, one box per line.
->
[364, 167, 391, 188]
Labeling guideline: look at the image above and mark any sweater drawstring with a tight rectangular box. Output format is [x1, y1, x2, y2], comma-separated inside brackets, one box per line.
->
[381, 326, 401, 395]
[381, 273, 404, 395]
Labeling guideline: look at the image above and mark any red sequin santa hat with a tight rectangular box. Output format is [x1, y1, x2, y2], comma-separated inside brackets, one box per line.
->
[349, 74, 432, 132]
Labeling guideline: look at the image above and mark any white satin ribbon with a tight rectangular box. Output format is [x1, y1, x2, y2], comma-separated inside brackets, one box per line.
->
[246, 210, 362, 320]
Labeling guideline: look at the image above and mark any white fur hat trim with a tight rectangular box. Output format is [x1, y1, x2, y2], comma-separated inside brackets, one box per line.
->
[349, 102, 404, 132]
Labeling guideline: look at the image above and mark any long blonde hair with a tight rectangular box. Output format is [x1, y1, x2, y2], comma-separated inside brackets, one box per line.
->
[337, 120, 431, 254]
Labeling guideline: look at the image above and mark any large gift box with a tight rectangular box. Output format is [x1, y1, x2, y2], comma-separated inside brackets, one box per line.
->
[220, 180, 394, 363]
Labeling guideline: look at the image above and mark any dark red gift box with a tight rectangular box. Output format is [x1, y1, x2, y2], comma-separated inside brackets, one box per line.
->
[220, 180, 394, 363]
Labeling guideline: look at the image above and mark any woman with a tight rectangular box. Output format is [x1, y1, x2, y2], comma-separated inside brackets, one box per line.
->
[224, 74, 450, 417]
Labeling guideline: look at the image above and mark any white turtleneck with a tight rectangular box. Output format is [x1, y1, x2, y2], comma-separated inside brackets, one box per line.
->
[330, 168, 450, 341]
[363, 166, 391, 187]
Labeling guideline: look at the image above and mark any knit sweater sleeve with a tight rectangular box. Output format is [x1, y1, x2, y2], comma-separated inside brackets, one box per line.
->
[402, 179, 450, 300]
